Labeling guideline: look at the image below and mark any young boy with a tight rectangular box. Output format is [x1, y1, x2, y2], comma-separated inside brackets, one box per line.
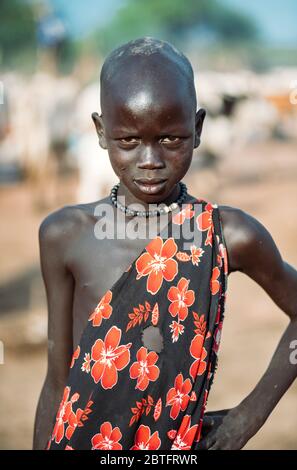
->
[33, 37, 297, 450]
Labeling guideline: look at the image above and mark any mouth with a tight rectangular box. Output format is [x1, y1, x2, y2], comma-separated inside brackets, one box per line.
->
[134, 178, 168, 194]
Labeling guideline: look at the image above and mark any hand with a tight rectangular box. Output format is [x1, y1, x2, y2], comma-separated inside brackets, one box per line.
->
[196, 406, 260, 450]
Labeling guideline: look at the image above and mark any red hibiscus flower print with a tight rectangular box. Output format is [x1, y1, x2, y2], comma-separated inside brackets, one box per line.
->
[52, 387, 79, 444]
[89, 290, 113, 327]
[91, 422, 122, 450]
[172, 203, 195, 225]
[167, 277, 195, 321]
[169, 321, 185, 343]
[65, 407, 84, 440]
[196, 203, 214, 246]
[130, 425, 161, 450]
[189, 334, 207, 380]
[70, 346, 80, 368]
[210, 267, 220, 295]
[65, 398, 93, 440]
[65, 445, 74, 450]
[81, 353, 91, 373]
[166, 373, 192, 420]
[171, 415, 199, 450]
[91, 326, 132, 389]
[135, 237, 178, 295]
[129, 346, 160, 391]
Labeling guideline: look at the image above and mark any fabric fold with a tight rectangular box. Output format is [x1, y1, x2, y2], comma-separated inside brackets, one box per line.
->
[48, 197, 228, 450]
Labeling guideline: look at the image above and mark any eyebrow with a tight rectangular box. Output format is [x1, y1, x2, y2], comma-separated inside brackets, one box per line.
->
[110, 122, 193, 135]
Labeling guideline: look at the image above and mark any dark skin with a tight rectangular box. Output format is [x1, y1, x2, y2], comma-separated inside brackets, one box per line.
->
[33, 53, 297, 450]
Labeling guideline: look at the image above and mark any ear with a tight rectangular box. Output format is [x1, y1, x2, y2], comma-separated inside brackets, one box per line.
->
[194, 108, 206, 148]
[92, 112, 107, 149]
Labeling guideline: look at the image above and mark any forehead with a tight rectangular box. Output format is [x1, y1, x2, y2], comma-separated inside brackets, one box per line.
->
[101, 59, 195, 130]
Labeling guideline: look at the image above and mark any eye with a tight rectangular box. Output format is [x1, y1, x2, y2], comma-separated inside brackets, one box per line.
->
[119, 137, 140, 144]
[160, 136, 182, 145]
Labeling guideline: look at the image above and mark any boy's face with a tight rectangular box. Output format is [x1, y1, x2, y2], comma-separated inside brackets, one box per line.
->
[93, 62, 205, 206]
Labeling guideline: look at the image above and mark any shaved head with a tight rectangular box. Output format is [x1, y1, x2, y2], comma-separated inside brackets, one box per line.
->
[100, 37, 197, 115]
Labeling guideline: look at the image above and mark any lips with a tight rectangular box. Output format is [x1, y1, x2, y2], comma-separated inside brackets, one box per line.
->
[134, 178, 167, 185]
[133, 178, 167, 195]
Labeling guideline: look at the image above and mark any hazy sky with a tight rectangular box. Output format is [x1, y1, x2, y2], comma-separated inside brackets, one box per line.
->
[49, 0, 297, 46]
[223, 0, 297, 46]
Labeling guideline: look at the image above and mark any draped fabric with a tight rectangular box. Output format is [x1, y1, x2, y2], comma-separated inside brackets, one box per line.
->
[47, 197, 228, 450]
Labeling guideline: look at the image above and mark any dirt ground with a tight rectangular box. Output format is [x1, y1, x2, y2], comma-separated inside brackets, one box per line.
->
[0, 140, 296, 449]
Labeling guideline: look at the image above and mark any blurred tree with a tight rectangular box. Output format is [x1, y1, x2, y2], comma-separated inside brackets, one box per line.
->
[92, 0, 258, 53]
[0, 0, 36, 68]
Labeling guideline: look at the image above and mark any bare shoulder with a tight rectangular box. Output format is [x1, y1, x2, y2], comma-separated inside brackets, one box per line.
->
[39, 197, 110, 251]
[218, 204, 283, 275]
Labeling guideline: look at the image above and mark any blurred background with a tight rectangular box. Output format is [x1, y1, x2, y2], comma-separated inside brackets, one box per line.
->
[0, 0, 296, 450]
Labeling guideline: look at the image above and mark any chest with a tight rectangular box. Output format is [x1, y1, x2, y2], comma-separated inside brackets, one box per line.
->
[69, 222, 159, 346]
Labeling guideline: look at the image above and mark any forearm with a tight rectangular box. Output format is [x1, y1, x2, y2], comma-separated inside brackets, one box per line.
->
[33, 379, 62, 450]
[239, 318, 297, 426]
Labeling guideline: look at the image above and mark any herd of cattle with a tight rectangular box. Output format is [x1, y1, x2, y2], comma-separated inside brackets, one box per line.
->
[0, 67, 296, 205]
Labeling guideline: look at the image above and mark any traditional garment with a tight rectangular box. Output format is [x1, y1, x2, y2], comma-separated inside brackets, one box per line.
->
[48, 197, 228, 450]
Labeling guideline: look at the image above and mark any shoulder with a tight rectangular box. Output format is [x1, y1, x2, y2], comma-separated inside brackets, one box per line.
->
[39, 197, 110, 248]
[217, 204, 282, 275]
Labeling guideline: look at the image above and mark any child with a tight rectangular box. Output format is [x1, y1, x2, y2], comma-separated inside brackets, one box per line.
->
[33, 37, 297, 450]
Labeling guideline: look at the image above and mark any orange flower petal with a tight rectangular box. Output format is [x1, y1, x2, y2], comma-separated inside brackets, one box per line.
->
[113, 348, 131, 371]
[101, 304, 112, 319]
[136, 346, 148, 362]
[161, 238, 178, 259]
[197, 211, 212, 231]
[177, 277, 189, 292]
[168, 301, 179, 317]
[175, 372, 183, 390]
[91, 360, 105, 384]
[136, 252, 154, 277]
[147, 364, 160, 381]
[110, 427, 122, 443]
[91, 339, 104, 361]
[184, 290, 195, 306]
[100, 421, 112, 438]
[163, 258, 178, 282]
[190, 334, 204, 360]
[105, 326, 121, 350]
[167, 286, 179, 302]
[148, 431, 161, 449]
[129, 362, 141, 379]
[146, 237, 163, 257]
[135, 425, 150, 445]
[101, 361, 118, 389]
[137, 375, 149, 391]
[182, 378, 192, 395]
[147, 270, 163, 295]
[146, 351, 159, 366]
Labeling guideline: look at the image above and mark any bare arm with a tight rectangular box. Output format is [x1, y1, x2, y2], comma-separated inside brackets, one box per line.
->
[199, 207, 297, 449]
[33, 209, 74, 450]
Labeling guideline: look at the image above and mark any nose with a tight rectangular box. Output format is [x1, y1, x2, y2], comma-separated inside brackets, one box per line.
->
[136, 144, 165, 170]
